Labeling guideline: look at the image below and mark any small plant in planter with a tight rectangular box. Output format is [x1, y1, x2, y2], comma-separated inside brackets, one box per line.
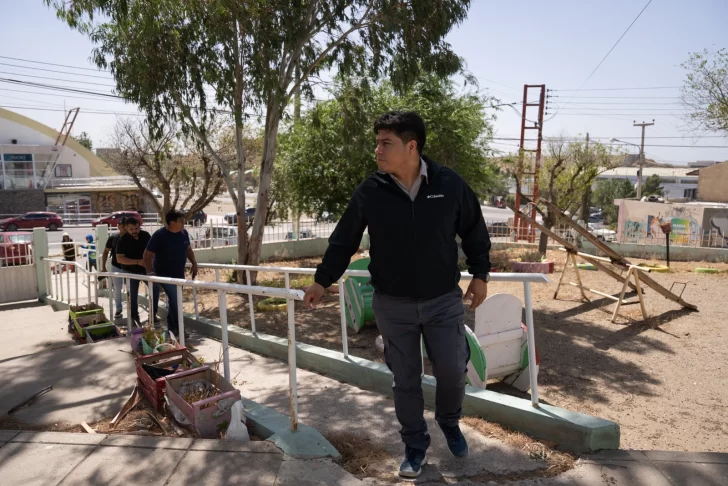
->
[510, 250, 555, 274]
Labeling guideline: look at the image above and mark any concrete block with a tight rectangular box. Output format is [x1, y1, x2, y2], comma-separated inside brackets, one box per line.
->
[567, 462, 673, 486]
[0, 430, 19, 442]
[0, 442, 95, 486]
[12, 431, 107, 445]
[62, 445, 185, 485]
[100, 434, 193, 450]
[643, 451, 728, 464]
[276, 456, 362, 486]
[185, 316, 619, 453]
[242, 398, 341, 460]
[581, 449, 648, 463]
[652, 461, 728, 486]
[166, 449, 283, 485]
[189, 438, 282, 454]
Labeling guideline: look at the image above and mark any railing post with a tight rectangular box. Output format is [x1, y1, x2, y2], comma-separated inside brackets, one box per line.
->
[523, 281, 540, 407]
[75, 266, 79, 307]
[193, 287, 199, 320]
[66, 266, 71, 304]
[218, 290, 230, 380]
[287, 298, 298, 432]
[127, 278, 132, 333]
[108, 275, 114, 320]
[59, 264, 64, 302]
[94, 273, 99, 305]
[214, 268, 220, 283]
[148, 279, 155, 328]
[32, 228, 49, 299]
[177, 285, 185, 347]
[284, 272, 290, 290]
[86, 271, 91, 305]
[338, 277, 349, 358]
[246, 269, 256, 333]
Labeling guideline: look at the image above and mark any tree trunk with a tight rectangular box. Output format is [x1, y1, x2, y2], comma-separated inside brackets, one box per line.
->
[247, 99, 281, 283]
[234, 123, 248, 282]
[538, 213, 554, 254]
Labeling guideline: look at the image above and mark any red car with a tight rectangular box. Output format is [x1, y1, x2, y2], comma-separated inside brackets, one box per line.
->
[0, 212, 63, 231]
[0, 232, 33, 266]
[92, 211, 143, 227]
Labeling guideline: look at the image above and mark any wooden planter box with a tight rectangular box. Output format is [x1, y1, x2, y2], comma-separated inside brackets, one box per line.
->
[136, 347, 202, 411]
[510, 260, 555, 274]
[68, 307, 104, 335]
[86, 324, 121, 343]
[73, 313, 111, 339]
[165, 367, 241, 438]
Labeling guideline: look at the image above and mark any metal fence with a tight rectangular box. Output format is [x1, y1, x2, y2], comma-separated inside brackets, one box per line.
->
[619, 223, 727, 248]
[190, 220, 338, 249]
[42, 256, 305, 431]
[0, 232, 34, 267]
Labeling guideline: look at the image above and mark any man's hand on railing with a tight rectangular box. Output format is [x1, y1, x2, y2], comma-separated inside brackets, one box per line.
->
[303, 282, 325, 309]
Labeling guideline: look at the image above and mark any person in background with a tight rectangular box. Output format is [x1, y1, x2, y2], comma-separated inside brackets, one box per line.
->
[144, 209, 198, 338]
[61, 233, 76, 273]
[101, 217, 128, 319]
[116, 218, 152, 326]
[82, 234, 97, 271]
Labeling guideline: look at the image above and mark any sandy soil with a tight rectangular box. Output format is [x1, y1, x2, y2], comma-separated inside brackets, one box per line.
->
[183, 250, 728, 453]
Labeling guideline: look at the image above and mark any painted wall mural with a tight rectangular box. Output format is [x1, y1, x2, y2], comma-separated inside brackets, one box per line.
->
[618, 200, 728, 247]
[91, 191, 142, 214]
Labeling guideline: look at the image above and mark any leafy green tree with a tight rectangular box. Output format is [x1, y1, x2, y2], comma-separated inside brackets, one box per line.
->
[642, 174, 664, 197]
[592, 178, 635, 223]
[681, 49, 728, 135]
[276, 75, 505, 219]
[46, 0, 472, 275]
[509, 138, 617, 253]
[75, 131, 93, 150]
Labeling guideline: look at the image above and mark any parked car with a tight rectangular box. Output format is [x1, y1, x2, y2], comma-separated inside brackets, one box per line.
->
[92, 211, 143, 227]
[487, 222, 510, 237]
[197, 226, 239, 248]
[589, 224, 616, 242]
[183, 209, 207, 226]
[0, 212, 63, 231]
[0, 232, 33, 266]
[224, 207, 255, 225]
[285, 228, 316, 240]
[316, 211, 335, 223]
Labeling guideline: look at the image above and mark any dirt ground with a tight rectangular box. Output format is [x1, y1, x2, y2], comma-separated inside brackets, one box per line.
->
[184, 249, 728, 453]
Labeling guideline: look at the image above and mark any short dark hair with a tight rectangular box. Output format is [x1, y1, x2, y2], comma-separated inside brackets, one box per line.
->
[373, 111, 426, 154]
[124, 216, 139, 227]
[166, 209, 186, 225]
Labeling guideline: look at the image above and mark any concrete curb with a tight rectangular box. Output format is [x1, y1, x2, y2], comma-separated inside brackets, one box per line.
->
[43, 295, 341, 461]
[184, 312, 620, 454]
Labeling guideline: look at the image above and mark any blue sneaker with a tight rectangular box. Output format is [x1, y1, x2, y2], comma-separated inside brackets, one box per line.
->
[441, 424, 468, 457]
[399, 446, 427, 478]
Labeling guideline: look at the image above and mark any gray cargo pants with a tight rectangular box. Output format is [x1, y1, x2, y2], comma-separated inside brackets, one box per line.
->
[372, 287, 470, 451]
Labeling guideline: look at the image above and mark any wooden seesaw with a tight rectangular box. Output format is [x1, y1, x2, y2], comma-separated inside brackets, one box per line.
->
[510, 199, 697, 322]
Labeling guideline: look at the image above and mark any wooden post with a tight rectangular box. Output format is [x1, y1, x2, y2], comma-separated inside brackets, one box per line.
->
[633, 269, 648, 320]
[611, 267, 633, 323]
[553, 252, 570, 299]
[571, 254, 589, 302]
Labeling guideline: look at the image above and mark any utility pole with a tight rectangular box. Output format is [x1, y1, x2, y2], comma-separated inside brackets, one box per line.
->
[633, 120, 654, 199]
[581, 133, 591, 223]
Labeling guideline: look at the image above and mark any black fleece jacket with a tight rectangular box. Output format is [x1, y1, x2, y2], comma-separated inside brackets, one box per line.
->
[314, 156, 492, 300]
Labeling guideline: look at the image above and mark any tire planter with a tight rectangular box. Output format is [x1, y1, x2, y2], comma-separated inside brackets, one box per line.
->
[695, 267, 721, 274]
[257, 297, 288, 311]
[636, 264, 670, 273]
[510, 260, 555, 274]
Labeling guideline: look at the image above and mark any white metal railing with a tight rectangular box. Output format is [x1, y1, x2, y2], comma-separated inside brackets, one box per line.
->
[190, 220, 338, 249]
[192, 262, 549, 408]
[0, 234, 34, 267]
[45, 176, 136, 189]
[619, 224, 727, 248]
[42, 256, 305, 430]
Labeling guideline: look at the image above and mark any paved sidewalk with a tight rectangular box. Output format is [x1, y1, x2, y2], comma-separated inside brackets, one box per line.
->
[0, 430, 364, 486]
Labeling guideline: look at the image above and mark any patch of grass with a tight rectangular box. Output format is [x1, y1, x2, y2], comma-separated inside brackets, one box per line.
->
[325, 431, 393, 479]
[257, 274, 314, 289]
[462, 416, 576, 477]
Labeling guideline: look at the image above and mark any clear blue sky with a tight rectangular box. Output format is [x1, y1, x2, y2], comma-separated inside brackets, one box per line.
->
[1, 0, 727, 164]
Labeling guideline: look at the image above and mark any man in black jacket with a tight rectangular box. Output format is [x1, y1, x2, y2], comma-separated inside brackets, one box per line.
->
[304, 111, 491, 479]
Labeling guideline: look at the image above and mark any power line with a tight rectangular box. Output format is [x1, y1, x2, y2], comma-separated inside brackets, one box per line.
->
[0, 78, 124, 99]
[0, 55, 108, 73]
[554, 86, 680, 92]
[0, 62, 112, 80]
[0, 104, 144, 116]
[0, 70, 116, 87]
[0, 86, 131, 103]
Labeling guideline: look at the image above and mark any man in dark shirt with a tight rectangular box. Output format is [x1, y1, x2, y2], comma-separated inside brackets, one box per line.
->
[143, 209, 198, 337]
[116, 218, 152, 326]
[101, 218, 127, 318]
[304, 111, 491, 479]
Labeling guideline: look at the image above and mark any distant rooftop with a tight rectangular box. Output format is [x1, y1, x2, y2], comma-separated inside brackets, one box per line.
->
[599, 167, 697, 178]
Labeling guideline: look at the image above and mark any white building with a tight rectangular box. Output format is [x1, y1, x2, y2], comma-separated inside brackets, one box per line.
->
[597, 167, 699, 201]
